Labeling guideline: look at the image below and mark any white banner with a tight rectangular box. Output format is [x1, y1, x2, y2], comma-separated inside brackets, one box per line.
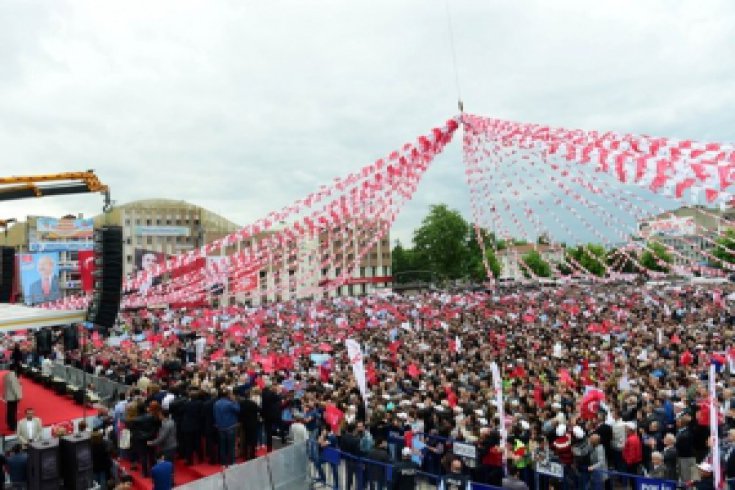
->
[346, 339, 369, 410]
[709, 364, 722, 489]
[490, 362, 506, 466]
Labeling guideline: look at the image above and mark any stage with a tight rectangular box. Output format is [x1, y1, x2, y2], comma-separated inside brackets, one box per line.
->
[0, 370, 97, 439]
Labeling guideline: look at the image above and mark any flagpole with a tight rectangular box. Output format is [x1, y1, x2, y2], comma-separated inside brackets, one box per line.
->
[709, 364, 721, 489]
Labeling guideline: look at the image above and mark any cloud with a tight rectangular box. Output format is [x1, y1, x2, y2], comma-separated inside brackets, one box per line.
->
[0, 0, 733, 247]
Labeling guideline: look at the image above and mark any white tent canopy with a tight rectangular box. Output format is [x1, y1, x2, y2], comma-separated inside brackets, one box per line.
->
[0, 304, 85, 332]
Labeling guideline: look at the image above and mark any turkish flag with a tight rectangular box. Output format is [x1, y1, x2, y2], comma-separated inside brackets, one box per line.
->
[78, 250, 95, 293]
[407, 363, 421, 379]
[324, 404, 344, 432]
[680, 351, 693, 366]
[580, 388, 605, 420]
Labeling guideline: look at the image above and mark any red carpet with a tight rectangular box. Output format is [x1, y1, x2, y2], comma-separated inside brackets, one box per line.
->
[0, 371, 97, 437]
[118, 447, 270, 489]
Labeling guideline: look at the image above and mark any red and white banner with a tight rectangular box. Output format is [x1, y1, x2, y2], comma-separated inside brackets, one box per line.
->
[77, 250, 95, 293]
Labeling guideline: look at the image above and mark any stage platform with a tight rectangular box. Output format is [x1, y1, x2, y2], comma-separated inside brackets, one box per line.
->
[0, 371, 97, 440]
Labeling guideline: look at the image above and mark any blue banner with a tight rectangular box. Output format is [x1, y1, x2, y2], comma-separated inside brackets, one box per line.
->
[635, 476, 677, 490]
[19, 252, 61, 305]
[29, 241, 93, 252]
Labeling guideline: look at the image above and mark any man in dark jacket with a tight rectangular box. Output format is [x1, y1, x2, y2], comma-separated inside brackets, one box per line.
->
[340, 423, 364, 490]
[202, 390, 218, 464]
[261, 383, 282, 451]
[366, 439, 391, 490]
[180, 390, 204, 465]
[392, 447, 418, 490]
[239, 391, 261, 461]
[214, 389, 240, 466]
[128, 410, 159, 477]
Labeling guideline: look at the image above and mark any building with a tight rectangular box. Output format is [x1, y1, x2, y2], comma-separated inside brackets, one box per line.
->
[636, 205, 727, 267]
[496, 244, 565, 280]
[94, 199, 240, 278]
[223, 219, 392, 305]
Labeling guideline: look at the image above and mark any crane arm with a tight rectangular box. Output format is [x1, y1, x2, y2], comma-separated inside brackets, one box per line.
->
[0, 170, 111, 211]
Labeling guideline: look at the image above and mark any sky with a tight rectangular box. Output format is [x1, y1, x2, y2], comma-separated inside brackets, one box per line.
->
[1, 0, 734, 246]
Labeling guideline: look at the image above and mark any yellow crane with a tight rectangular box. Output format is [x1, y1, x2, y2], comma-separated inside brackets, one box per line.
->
[0, 170, 112, 212]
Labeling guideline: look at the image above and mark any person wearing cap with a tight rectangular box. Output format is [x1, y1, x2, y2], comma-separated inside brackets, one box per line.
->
[695, 462, 715, 490]
[391, 446, 418, 490]
[438, 458, 471, 490]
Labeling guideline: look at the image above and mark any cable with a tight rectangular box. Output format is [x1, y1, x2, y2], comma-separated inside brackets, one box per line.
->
[444, 0, 463, 112]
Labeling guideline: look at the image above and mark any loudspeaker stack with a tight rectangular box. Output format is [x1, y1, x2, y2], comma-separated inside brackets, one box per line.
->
[0, 246, 14, 302]
[86, 226, 123, 329]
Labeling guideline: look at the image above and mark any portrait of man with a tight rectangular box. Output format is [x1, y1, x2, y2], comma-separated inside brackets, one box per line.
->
[135, 249, 166, 293]
[25, 254, 61, 304]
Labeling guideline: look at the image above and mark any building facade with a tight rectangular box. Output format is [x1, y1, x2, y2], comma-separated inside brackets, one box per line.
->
[94, 199, 240, 278]
[636, 205, 726, 267]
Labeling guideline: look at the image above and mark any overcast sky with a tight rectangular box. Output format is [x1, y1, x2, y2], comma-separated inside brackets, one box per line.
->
[1, 0, 734, 246]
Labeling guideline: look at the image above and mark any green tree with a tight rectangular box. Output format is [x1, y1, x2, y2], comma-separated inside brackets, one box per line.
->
[712, 229, 735, 266]
[640, 241, 672, 272]
[413, 204, 470, 279]
[566, 244, 607, 277]
[467, 228, 502, 280]
[522, 250, 552, 277]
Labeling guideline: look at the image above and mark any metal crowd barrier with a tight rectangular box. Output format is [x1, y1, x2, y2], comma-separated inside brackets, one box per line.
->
[175, 441, 310, 490]
[47, 363, 130, 406]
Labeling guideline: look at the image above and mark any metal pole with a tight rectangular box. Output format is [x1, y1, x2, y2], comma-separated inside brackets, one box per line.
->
[81, 324, 87, 422]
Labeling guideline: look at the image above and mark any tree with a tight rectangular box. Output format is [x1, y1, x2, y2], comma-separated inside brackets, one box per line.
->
[607, 248, 639, 274]
[640, 241, 672, 272]
[467, 228, 502, 280]
[522, 250, 552, 277]
[712, 229, 735, 266]
[413, 204, 470, 280]
[566, 244, 607, 277]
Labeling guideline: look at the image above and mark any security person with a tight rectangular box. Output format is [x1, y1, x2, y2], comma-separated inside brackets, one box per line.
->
[438, 458, 471, 490]
[391, 447, 418, 490]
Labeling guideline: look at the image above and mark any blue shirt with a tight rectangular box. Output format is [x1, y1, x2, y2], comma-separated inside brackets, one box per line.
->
[151, 460, 173, 490]
[213, 397, 241, 429]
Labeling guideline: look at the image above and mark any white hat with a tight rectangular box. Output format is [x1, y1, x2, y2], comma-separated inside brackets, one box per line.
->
[698, 462, 713, 473]
[556, 424, 567, 437]
[520, 420, 530, 431]
[625, 422, 636, 430]
[573, 426, 585, 439]
[402, 447, 412, 457]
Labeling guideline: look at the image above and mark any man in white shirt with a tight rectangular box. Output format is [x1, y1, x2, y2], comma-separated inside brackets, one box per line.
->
[16, 408, 42, 447]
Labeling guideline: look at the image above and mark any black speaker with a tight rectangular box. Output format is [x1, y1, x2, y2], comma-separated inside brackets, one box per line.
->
[59, 434, 93, 490]
[86, 226, 123, 329]
[0, 246, 14, 302]
[27, 438, 60, 490]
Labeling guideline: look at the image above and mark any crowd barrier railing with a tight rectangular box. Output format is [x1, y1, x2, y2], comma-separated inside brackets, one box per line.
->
[307, 444, 735, 490]
[45, 363, 130, 406]
[175, 441, 309, 490]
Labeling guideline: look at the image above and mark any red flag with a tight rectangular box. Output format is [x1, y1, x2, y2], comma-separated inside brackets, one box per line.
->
[324, 403, 344, 432]
[445, 386, 458, 408]
[319, 343, 333, 353]
[680, 351, 693, 366]
[559, 368, 575, 387]
[580, 388, 605, 420]
[366, 363, 378, 385]
[407, 363, 421, 379]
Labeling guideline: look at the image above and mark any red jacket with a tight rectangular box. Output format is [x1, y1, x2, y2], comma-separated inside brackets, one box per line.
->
[622, 433, 642, 465]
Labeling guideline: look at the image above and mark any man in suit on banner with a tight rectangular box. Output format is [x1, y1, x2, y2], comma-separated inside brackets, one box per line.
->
[27, 255, 61, 304]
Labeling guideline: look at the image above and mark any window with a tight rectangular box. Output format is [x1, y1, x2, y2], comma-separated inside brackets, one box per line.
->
[135, 219, 141, 225]
[126, 255, 132, 263]
[126, 238, 131, 245]
[146, 219, 152, 226]
[125, 219, 130, 226]
[156, 219, 161, 225]
[146, 237, 153, 245]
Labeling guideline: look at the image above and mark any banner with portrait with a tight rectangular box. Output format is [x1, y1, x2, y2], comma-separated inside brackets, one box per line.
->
[134, 249, 168, 294]
[19, 252, 61, 305]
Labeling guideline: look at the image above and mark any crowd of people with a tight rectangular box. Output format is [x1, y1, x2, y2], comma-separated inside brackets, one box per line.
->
[4, 281, 735, 489]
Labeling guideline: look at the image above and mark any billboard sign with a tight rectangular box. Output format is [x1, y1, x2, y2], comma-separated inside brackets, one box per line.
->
[19, 252, 61, 305]
[640, 216, 696, 238]
[30, 216, 94, 252]
[134, 226, 189, 237]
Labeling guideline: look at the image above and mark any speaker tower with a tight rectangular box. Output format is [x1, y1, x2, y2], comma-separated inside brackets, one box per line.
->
[27, 439, 60, 490]
[86, 226, 123, 329]
[0, 246, 14, 302]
